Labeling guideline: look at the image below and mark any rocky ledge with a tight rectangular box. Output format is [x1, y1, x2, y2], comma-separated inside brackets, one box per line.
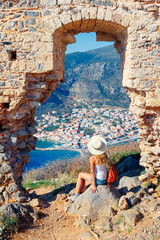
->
[60, 175, 160, 240]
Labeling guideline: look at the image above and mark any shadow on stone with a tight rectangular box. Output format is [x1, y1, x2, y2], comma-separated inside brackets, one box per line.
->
[66, 185, 121, 224]
[116, 154, 144, 179]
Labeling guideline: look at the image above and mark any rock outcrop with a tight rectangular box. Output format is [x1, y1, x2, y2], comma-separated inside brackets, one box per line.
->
[0, 0, 160, 210]
[66, 185, 121, 223]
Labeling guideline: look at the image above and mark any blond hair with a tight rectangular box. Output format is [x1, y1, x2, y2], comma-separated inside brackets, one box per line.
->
[94, 152, 108, 165]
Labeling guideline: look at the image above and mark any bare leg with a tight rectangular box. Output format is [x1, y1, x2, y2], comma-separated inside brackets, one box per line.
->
[75, 172, 92, 194]
[81, 180, 91, 193]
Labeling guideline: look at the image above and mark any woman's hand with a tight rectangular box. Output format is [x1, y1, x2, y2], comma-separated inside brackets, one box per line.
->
[90, 185, 97, 194]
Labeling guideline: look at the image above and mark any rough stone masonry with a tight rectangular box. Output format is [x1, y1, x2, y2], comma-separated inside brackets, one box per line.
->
[0, 0, 159, 206]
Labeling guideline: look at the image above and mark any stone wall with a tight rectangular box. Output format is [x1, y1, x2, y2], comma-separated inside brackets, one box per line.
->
[0, 0, 160, 206]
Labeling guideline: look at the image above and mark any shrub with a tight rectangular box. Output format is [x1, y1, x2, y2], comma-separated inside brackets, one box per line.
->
[23, 141, 140, 188]
[0, 213, 18, 240]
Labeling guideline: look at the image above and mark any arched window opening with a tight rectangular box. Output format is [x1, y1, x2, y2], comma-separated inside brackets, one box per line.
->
[24, 32, 139, 174]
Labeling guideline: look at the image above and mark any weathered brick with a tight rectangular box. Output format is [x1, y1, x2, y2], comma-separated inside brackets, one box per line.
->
[40, 0, 57, 6]
[24, 11, 39, 17]
[5, 21, 16, 30]
[25, 18, 36, 26]
[146, 98, 160, 107]
[0, 96, 9, 103]
[0, 0, 159, 208]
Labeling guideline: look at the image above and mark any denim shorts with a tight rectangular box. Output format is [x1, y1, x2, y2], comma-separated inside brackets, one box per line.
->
[90, 176, 106, 186]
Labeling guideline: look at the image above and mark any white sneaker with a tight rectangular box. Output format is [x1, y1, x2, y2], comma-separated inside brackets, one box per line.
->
[68, 194, 79, 201]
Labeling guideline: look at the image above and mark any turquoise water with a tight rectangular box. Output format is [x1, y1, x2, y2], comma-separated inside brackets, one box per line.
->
[36, 139, 60, 148]
[24, 138, 138, 172]
[24, 139, 80, 172]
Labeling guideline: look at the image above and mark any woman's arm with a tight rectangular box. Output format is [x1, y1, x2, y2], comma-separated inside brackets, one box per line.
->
[90, 156, 97, 193]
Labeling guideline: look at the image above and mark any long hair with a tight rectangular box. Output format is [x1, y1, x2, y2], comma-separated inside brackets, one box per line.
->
[94, 152, 108, 165]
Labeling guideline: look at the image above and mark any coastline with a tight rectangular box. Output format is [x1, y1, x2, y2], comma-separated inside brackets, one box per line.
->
[25, 135, 138, 172]
[35, 135, 138, 153]
[35, 134, 138, 152]
[35, 147, 83, 154]
[106, 135, 138, 146]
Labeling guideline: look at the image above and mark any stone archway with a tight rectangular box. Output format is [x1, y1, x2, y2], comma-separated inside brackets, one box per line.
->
[53, 19, 127, 82]
[0, 0, 160, 207]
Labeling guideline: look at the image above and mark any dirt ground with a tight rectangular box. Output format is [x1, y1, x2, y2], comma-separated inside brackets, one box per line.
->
[11, 186, 160, 240]
[12, 186, 84, 240]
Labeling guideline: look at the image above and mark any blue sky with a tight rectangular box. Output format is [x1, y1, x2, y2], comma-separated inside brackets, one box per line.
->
[66, 32, 114, 54]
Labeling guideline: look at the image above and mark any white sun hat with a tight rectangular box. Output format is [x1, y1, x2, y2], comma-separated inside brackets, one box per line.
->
[87, 135, 107, 155]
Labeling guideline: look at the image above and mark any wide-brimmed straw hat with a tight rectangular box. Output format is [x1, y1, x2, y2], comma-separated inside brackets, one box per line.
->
[87, 135, 107, 155]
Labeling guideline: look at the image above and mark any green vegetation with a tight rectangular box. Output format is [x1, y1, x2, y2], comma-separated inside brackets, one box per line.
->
[23, 179, 56, 189]
[90, 225, 95, 230]
[127, 228, 132, 234]
[154, 235, 160, 239]
[115, 214, 124, 225]
[23, 141, 140, 190]
[94, 122, 102, 125]
[112, 121, 117, 127]
[44, 124, 59, 132]
[109, 151, 140, 165]
[24, 173, 76, 190]
[80, 127, 95, 136]
[0, 213, 18, 240]
[63, 118, 71, 123]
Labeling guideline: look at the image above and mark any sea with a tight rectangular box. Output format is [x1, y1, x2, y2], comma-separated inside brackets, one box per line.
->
[24, 137, 138, 172]
[24, 139, 81, 172]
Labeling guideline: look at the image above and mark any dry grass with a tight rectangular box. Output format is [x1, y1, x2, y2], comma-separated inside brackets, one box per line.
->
[106, 140, 139, 157]
[23, 141, 140, 189]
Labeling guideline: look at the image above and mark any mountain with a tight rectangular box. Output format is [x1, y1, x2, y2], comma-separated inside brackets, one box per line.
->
[36, 45, 130, 116]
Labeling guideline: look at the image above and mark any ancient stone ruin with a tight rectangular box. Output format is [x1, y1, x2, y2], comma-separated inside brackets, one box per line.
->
[0, 0, 159, 207]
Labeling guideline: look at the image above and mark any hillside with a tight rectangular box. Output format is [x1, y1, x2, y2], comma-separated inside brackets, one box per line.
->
[36, 45, 130, 116]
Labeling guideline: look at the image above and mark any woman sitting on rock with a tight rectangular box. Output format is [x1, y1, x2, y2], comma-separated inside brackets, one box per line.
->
[68, 135, 108, 201]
